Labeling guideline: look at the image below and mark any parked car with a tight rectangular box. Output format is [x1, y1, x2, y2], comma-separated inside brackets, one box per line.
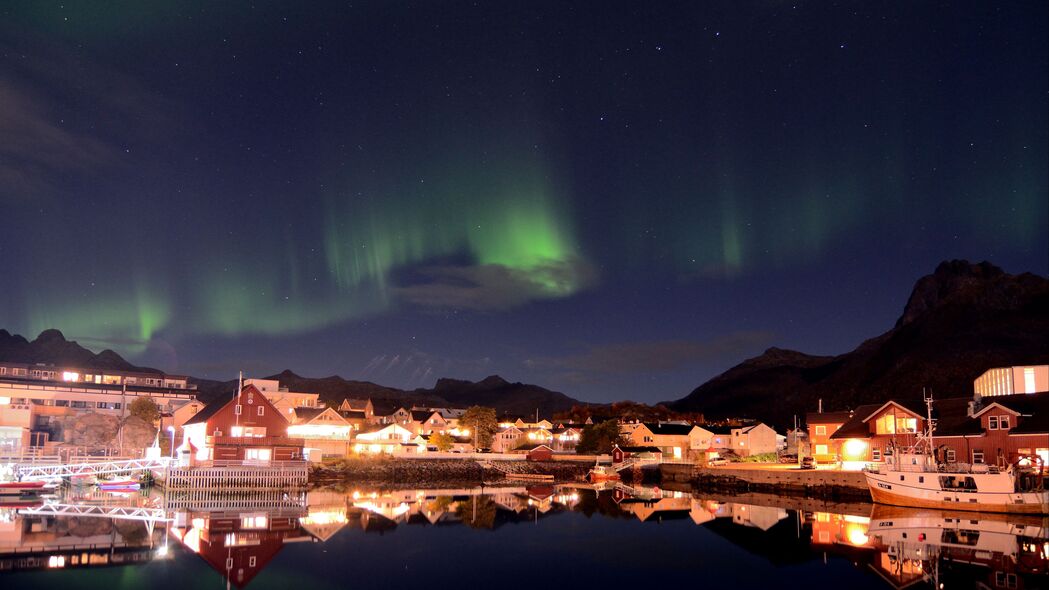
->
[709, 457, 728, 466]
[800, 456, 816, 469]
[778, 454, 798, 464]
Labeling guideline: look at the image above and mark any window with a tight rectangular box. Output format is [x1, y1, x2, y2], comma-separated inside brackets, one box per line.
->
[0, 367, 6, 375]
[1024, 367, 1036, 393]
[872, 448, 882, 461]
[257, 406, 264, 416]
[249, 556, 257, 567]
[815, 444, 828, 455]
[946, 449, 956, 462]
[55, 400, 69, 407]
[234, 404, 242, 415]
[999, 416, 1010, 430]
[97, 401, 108, 409]
[815, 425, 826, 436]
[988, 416, 998, 430]
[972, 450, 985, 464]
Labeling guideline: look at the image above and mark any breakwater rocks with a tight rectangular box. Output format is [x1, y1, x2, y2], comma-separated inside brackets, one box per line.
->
[310, 458, 591, 488]
[662, 464, 872, 501]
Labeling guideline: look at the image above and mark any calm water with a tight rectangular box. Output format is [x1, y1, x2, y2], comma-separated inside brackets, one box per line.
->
[1, 484, 1046, 589]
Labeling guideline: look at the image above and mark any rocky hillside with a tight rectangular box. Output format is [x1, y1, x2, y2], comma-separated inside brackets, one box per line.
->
[666, 260, 1049, 427]
[0, 329, 158, 373]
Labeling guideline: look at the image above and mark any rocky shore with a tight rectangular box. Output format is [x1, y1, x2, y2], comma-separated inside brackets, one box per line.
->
[309, 457, 592, 488]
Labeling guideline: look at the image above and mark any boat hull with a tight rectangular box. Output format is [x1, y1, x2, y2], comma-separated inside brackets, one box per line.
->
[865, 471, 1049, 514]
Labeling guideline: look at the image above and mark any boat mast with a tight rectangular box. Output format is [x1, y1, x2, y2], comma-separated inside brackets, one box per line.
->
[924, 388, 935, 459]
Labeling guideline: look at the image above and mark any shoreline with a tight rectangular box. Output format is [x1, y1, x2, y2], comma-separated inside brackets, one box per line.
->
[309, 457, 593, 488]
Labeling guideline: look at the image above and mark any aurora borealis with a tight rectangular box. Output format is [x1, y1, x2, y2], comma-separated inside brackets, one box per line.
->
[0, 2, 1046, 402]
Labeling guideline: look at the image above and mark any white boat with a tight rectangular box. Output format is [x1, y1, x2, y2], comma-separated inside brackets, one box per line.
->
[863, 392, 1049, 514]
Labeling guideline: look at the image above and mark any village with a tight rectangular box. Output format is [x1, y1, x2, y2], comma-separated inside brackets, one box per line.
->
[2, 361, 1047, 491]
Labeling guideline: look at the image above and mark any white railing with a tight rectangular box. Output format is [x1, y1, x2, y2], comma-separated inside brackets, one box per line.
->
[15, 457, 173, 481]
[19, 502, 171, 523]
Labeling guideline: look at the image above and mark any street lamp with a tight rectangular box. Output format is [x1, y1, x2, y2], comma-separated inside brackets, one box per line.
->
[166, 426, 175, 459]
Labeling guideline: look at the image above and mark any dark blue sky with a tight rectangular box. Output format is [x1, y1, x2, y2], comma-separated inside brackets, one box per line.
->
[1, 2, 1046, 403]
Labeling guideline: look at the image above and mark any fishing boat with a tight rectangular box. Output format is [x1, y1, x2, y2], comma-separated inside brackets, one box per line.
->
[0, 481, 48, 496]
[587, 464, 621, 483]
[863, 392, 1049, 514]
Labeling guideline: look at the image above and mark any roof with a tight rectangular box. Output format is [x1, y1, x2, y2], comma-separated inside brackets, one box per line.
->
[641, 422, 696, 436]
[339, 410, 367, 420]
[986, 393, 1049, 434]
[293, 407, 327, 421]
[705, 425, 734, 435]
[410, 410, 437, 421]
[617, 446, 661, 453]
[183, 393, 235, 426]
[805, 411, 853, 425]
[829, 404, 883, 439]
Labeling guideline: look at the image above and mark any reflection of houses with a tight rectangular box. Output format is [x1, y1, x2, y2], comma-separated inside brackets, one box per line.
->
[180, 385, 305, 463]
[865, 506, 1049, 589]
[809, 511, 872, 548]
[0, 507, 165, 572]
[616, 489, 694, 522]
[170, 506, 313, 588]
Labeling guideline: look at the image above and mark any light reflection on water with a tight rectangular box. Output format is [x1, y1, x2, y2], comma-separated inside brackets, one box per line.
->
[0, 484, 1046, 589]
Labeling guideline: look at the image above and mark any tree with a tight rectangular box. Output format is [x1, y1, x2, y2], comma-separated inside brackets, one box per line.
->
[576, 420, 626, 454]
[459, 406, 498, 449]
[128, 397, 160, 424]
[430, 431, 454, 452]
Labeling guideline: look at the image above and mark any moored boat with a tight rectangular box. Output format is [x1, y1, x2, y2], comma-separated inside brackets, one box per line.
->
[863, 392, 1048, 514]
[587, 464, 621, 483]
[0, 481, 48, 496]
[97, 479, 141, 491]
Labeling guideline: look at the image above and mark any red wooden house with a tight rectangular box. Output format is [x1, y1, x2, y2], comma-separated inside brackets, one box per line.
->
[181, 384, 305, 463]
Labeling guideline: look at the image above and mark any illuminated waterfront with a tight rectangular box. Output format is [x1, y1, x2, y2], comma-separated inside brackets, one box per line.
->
[1, 485, 1045, 589]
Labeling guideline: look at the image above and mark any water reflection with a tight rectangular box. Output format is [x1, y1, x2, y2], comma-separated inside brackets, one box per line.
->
[0, 484, 1045, 588]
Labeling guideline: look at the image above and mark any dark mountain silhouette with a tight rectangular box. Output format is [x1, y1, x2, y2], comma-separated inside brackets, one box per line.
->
[0, 329, 581, 417]
[665, 260, 1049, 427]
[0, 329, 160, 373]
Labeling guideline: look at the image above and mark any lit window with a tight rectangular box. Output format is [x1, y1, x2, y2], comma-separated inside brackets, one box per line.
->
[872, 448, 881, 461]
[945, 449, 956, 462]
[815, 444, 829, 455]
[62, 371, 79, 382]
[972, 450, 984, 464]
[815, 425, 826, 436]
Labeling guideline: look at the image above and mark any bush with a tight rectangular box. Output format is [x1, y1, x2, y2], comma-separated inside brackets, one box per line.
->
[738, 452, 779, 463]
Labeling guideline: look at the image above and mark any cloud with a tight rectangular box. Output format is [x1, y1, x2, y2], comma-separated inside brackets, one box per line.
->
[393, 257, 598, 311]
[525, 332, 776, 376]
[0, 31, 180, 202]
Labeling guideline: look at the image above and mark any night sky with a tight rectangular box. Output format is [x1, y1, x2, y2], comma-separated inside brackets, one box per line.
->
[1, 2, 1046, 403]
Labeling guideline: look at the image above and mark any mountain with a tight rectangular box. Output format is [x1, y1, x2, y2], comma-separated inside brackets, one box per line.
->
[666, 260, 1049, 427]
[0, 329, 160, 373]
[428, 375, 580, 417]
[0, 330, 582, 417]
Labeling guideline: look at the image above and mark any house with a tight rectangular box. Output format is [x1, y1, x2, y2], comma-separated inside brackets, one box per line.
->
[339, 398, 374, 419]
[826, 401, 925, 469]
[973, 365, 1048, 397]
[287, 407, 352, 461]
[611, 445, 662, 463]
[625, 423, 713, 460]
[805, 411, 854, 464]
[180, 384, 305, 463]
[525, 444, 554, 461]
[244, 378, 320, 419]
[352, 423, 417, 454]
[337, 409, 368, 433]
[730, 423, 779, 456]
[822, 392, 1049, 470]
[408, 410, 448, 435]
[492, 425, 524, 453]
[550, 426, 581, 452]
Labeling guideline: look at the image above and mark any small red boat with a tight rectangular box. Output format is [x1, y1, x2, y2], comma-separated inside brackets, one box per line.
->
[0, 481, 47, 496]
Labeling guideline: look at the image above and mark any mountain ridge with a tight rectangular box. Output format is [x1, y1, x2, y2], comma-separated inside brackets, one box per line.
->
[664, 259, 1049, 427]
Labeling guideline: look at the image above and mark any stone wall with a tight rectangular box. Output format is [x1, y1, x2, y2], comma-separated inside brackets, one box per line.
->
[662, 464, 871, 500]
[310, 457, 592, 488]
